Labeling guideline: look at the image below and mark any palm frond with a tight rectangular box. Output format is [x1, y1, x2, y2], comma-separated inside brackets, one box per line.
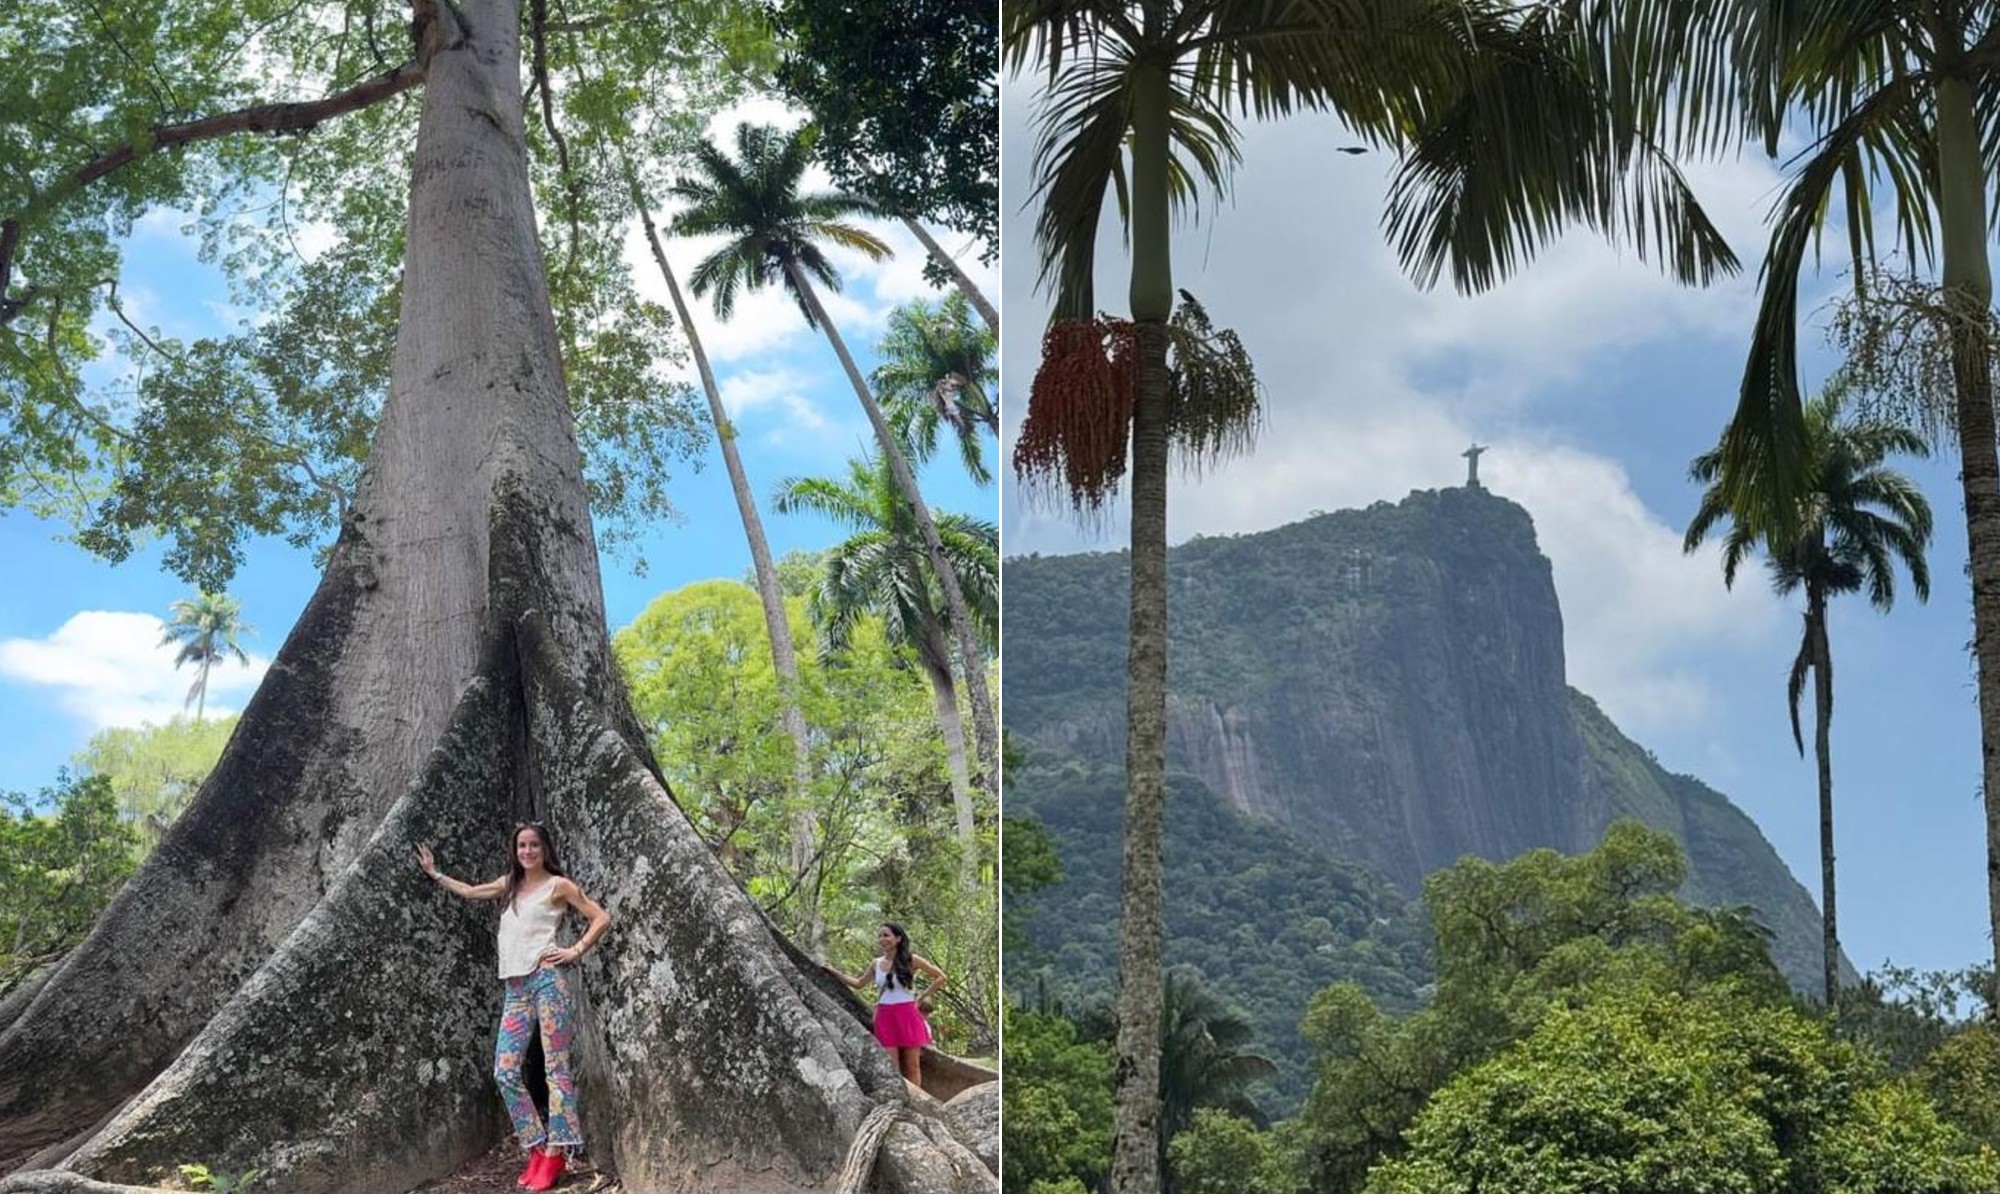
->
[1724, 69, 1925, 540]
[1787, 622, 1813, 755]
[803, 220, 894, 261]
[1383, 14, 1739, 294]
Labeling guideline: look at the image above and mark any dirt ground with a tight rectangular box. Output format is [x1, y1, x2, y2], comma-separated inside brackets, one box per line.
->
[410, 1143, 617, 1194]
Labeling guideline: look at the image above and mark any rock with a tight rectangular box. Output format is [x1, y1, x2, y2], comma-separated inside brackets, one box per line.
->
[1005, 486, 1832, 993]
[941, 1083, 998, 1175]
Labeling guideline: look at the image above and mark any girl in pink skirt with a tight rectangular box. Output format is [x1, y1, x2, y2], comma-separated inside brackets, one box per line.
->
[822, 922, 947, 1087]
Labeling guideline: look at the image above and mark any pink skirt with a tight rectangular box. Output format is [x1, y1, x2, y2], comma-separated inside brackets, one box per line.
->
[873, 1000, 933, 1049]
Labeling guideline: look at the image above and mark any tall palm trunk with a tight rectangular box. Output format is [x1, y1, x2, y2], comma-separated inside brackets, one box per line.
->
[918, 622, 978, 879]
[631, 173, 822, 951]
[899, 216, 998, 333]
[1809, 596, 1838, 1008]
[193, 655, 210, 724]
[1111, 38, 1173, 1194]
[782, 260, 999, 802]
[1935, 75, 2000, 1018]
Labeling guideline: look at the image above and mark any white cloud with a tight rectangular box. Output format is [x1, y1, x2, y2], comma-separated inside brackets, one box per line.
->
[716, 365, 850, 448]
[0, 612, 270, 731]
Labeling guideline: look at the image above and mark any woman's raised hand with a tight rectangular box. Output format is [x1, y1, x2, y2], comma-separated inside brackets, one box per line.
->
[415, 843, 437, 877]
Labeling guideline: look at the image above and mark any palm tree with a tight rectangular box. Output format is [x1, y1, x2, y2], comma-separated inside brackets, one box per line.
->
[666, 122, 999, 802]
[1687, 383, 1932, 1007]
[897, 216, 999, 334]
[1158, 973, 1276, 1191]
[159, 593, 252, 724]
[772, 454, 997, 881]
[625, 156, 825, 952]
[874, 292, 998, 486]
[1005, 5, 1735, 1188]
[1693, 0, 2000, 1016]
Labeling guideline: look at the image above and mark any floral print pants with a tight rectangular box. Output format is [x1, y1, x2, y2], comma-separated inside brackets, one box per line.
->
[493, 965, 582, 1149]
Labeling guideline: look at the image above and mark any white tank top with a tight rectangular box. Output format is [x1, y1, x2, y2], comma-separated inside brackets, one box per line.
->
[497, 877, 564, 978]
[875, 959, 916, 1006]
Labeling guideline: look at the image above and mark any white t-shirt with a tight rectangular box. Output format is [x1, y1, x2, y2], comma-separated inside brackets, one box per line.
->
[874, 959, 916, 1006]
[497, 878, 564, 978]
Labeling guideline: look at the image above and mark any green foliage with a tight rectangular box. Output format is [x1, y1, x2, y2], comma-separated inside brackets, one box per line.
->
[1002, 1003, 1115, 1194]
[75, 714, 237, 851]
[874, 293, 997, 486]
[3, 0, 740, 585]
[1001, 816, 1060, 899]
[613, 579, 995, 1048]
[756, 548, 830, 599]
[174, 1162, 261, 1193]
[774, 452, 998, 659]
[763, 0, 996, 257]
[1168, 1110, 1295, 1194]
[0, 772, 140, 991]
[1296, 822, 1793, 1192]
[1006, 748, 1429, 1111]
[1365, 990, 1999, 1194]
[1837, 963, 1994, 1074]
[1923, 1023, 2000, 1146]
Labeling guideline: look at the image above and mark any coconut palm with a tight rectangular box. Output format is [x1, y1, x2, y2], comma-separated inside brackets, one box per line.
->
[159, 593, 252, 724]
[874, 292, 998, 486]
[1006, 4, 1737, 1187]
[1158, 973, 1277, 1191]
[773, 454, 997, 881]
[1687, 382, 1933, 1007]
[624, 157, 827, 953]
[667, 121, 998, 802]
[1689, 0, 2000, 1015]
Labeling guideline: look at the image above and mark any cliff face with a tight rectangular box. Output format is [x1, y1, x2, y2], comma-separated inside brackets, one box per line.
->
[1005, 486, 1831, 991]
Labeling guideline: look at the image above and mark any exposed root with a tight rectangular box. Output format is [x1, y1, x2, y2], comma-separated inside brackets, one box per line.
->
[833, 1104, 899, 1194]
[44, 654, 523, 1194]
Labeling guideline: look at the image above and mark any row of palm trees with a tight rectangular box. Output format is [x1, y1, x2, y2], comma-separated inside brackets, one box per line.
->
[634, 121, 998, 943]
[1010, 3, 2000, 1192]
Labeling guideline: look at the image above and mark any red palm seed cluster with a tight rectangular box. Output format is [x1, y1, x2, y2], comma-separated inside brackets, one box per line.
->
[1013, 318, 1140, 511]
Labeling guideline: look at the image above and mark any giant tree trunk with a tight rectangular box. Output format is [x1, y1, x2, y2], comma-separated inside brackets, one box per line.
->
[898, 217, 997, 334]
[632, 174, 823, 955]
[0, 4, 992, 1190]
[1109, 44, 1173, 1194]
[1810, 604, 1838, 1009]
[782, 262, 998, 808]
[1936, 75, 2000, 1020]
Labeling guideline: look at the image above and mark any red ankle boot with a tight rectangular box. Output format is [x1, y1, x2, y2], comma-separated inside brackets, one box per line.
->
[517, 1145, 548, 1188]
[525, 1149, 567, 1191]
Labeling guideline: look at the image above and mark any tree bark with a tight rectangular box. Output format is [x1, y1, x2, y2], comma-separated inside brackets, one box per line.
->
[632, 173, 822, 954]
[1110, 37, 1173, 1194]
[1935, 74, 2000, 1020]
[782, 261, 998, 808]
[898, 217, 997, 335]
[919, 623, 978, 881]
[1810, 600, 1838, 1009]
[0, 3, 993, 1189]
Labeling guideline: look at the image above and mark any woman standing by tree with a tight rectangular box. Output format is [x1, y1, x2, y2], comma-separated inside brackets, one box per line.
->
[416, 824, 612, 1191]
[822, 922, 947, 1089]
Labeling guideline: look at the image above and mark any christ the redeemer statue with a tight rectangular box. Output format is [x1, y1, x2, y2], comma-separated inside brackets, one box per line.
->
[1463, 443, 1488, 488]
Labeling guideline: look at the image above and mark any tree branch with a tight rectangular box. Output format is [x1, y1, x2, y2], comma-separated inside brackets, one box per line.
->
[0, 59, 425, 328]
[531, 0, 585, 281]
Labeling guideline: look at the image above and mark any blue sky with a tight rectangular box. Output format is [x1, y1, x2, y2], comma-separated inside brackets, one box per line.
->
[1000, 76, 1990, 978]
[0, 96, 996, 804]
